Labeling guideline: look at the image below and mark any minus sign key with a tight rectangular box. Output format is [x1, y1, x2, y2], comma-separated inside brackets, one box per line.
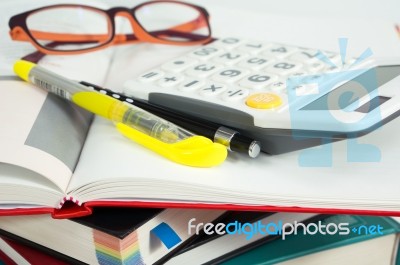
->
[178, 79, 205, 91]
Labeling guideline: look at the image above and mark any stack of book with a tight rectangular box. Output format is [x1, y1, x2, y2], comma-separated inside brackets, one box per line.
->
[0, 210, 399, 264]
[1, 1, 400, 264]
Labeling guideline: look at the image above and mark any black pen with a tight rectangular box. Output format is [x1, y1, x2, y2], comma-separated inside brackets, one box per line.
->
[80, 81, 261, 158]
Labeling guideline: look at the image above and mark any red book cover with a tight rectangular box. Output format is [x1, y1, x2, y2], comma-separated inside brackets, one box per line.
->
[0, 249, 17, 265]
[2, 238, 69, 265]
[0, 201, 400, 220]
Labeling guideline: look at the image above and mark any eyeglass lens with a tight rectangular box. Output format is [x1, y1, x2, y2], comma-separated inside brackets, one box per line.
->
[135, 2, 209, 42]
[26, 6, 112, 51]
[24, 3, 209, 52]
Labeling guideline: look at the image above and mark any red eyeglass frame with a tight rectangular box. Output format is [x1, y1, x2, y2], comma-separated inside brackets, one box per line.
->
[9, 0, 212, 55]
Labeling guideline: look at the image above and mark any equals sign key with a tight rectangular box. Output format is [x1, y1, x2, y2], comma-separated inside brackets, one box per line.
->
[137, 69, 165, 83]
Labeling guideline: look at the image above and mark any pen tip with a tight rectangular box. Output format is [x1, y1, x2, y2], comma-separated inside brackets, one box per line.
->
[14, 60, 35, 82]
[249, 141, 261, 158]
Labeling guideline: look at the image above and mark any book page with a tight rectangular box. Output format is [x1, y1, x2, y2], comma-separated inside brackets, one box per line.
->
[68, 8, 400, 212]
[0, 162, 62, 207]
[0, 0, 114, 192]
[69, 113, 400, 212]
[0, 80, 92, 191]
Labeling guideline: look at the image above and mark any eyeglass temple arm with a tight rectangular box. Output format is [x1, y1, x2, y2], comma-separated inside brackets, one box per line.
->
[10, 14, 209, 43]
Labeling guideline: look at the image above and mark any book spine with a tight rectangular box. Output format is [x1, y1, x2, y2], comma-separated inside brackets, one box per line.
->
[1, 201, 400, 219]
[58, 196, 82, 209]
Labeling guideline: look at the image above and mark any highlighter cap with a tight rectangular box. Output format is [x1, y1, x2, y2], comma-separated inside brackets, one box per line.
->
[14, 60, 36, 82]
[116, 123, 227, 167]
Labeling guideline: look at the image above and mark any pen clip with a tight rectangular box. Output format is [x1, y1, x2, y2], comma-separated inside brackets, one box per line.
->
[115, 123, 227, 167]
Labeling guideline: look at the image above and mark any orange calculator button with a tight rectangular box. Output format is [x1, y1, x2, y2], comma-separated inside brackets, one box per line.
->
[245, 93, 282, 109]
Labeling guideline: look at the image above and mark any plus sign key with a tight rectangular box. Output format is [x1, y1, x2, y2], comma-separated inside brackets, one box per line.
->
[157, 74, 184, 87]
[245, 93, 283, 109]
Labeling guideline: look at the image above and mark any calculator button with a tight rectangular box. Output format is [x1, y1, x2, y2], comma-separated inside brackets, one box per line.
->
[236, 41, 271, 54]
[323, 65, 341, 73]
[264, 61, 302, 76]
[269, 80, 287, 94]
[237, 56, 275, 70]
[188, 46, 223, 60]
[290, 83, 320, 96]
[246, 93, 283, 109]
[344, 58, 356, 68]
[212, 37, 243, 49]
[221, 88, 249, 102]
[178, 79, 205, 92]
[322, 51, 341, 65]
[199, 82, 227, 96]
[138, 69, 164, 83]
[260, 44, 298, 58]
[307, 62, 325, 73]
[212, 68, 249, 83]
[288, 50, 319, 64]
[288, 71, 309, 78]
[185, 63, 222, 78]
[239, 73, 278, 90]
[213, 51, 247, 65]
[156, 73, 184, 87]
[161, 57, 198, 72]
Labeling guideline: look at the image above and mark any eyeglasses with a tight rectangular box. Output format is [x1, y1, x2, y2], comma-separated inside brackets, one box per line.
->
[8, 1, 212, 55]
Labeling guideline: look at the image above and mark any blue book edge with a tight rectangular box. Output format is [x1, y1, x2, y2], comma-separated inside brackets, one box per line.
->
[221, 215, 400, 265]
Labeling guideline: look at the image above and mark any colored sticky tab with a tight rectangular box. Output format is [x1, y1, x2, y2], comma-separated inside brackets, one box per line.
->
[151, 222, 182, 249]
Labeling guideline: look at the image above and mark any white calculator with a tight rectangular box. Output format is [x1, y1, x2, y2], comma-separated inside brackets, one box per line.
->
[123, 37, 400, 154]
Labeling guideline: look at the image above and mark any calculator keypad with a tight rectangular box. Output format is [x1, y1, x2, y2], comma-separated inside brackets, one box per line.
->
[127, 37, 361, 113]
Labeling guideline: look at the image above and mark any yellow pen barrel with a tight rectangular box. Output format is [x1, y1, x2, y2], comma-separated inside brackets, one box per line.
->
[110, 101, 194, 144]
[72, 91, 194, 144]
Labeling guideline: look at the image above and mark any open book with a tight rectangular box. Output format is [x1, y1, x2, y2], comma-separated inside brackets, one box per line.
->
[1, 1, 400, 218]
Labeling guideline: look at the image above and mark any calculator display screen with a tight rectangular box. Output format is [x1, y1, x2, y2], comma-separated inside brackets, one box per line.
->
[302, 65, 400, 112]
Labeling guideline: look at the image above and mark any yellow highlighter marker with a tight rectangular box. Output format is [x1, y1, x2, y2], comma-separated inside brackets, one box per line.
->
[14, 60, 227, 167]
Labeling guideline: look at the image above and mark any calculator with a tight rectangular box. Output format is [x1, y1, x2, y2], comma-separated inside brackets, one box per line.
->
[123, 37, 400, 154]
